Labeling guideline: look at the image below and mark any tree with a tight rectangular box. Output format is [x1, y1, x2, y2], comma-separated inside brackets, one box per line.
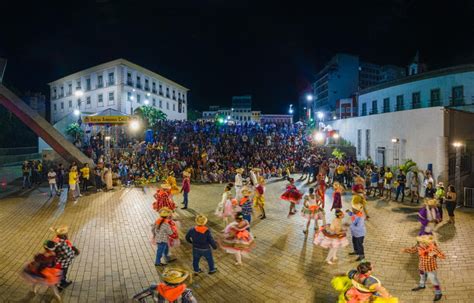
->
[65, 122, 84, 140]
[134, 106, 167, 128]
[332, 148, 346, 160]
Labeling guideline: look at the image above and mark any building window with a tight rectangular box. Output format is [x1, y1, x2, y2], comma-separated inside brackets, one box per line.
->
[159, 84, 163, 95]
[430, 89, 441, 106]
[371, 100, 378, 114]
[108, 92, 114, 105]
[178, 101, 182, 113]
[86, 78, 91, 91]
[98, 94, 104, 107]
[86, 96, 91, 108]
[172, 90, 176, 100]
[68, 83, 73, 96]
[76, 80, 81, 90]
[173, 103, 176, 111]
[136, 76, 142, 89]
[77, 99, 81, 107]
[396, 95, 404, 111]
[361, 103, 367, 116]
[152, 82, 157, 93]
[53, 88, 57, 99]
[166, 87, 170, 98]
[166, 102, 169, 110]
[152, 98, 156, 106]
[365, 129, 371, 158]
[53, 103, 57, 111]
[357, 129, 362, 156]
[451, 86, 464, 106]
[68, 100, 72, 108]
[127, 92, 132, 101]
[145, 79, 150, 91]
[97, 75, 104, 88]
[60, 102, 64, 110]
[60, 86, 64, 97]
[383, 98, 390, 113]
[127, 73, 133, 86]
[137, 94, 141, 103]
[108, 72, 114, 85]
[412, 92, 421, 109]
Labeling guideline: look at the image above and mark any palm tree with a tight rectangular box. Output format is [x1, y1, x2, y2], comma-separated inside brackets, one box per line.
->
[65, 122, 84, 140]
[134, 106, 167, 128]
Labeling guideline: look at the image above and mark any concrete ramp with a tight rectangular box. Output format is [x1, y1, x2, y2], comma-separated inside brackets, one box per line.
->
[0, 84, 94, 167]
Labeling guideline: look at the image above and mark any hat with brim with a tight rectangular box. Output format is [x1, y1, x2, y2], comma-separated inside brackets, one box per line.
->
[195, 215, 208, 226]
[162, 267, 190, 285]
[235, 168, 244, 174]
[241, 187, 252, 196]
[161, 183, 172, 190]
[159, 207, 172, 217]
[183, 171, 191, 177]
[351, 202, 363, 211]
[416, 234, 435, 244]
[50, 225, 69, 235]
[424, 198, 438, 207]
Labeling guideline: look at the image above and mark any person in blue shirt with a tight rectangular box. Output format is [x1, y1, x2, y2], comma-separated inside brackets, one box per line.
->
[185, 215, 218, 275]
[369, 169, 379, 197]
[346, 202, 366, 262]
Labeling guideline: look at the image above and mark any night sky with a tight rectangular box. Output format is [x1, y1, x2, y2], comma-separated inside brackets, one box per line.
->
[1, 0, 473, 114]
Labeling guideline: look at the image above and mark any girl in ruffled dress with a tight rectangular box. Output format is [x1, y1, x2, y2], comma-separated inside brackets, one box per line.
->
[314, 209, 349, 264]
[220, 212, 256, 266]
[331, 182, 344, 211]
[215, 183, 235, 228]
[301, 188, 325, 234]
[280, 178, 303, 216]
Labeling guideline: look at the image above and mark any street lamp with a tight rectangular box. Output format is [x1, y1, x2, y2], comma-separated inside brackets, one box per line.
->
[392, 138, 400, 166]
[289, 104, 294, 115]
[73, 109, 81, 116]
[306, 94, 313, 101]
[333, 133, 340, 139]
[74, 89, 84, 97]
[130, 120, 140, 131]
[453, 141, 463, 207]
[144, 99, 149, 105]
[317, 112, 324, 120]
[314, 132, 324, 142]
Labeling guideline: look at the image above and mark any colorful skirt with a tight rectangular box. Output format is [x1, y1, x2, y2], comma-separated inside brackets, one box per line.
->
[280, 190, 303, 204]
[22, 267, 62, 286]
[314, 226, 349, 249]
[301, 206, 324, 220]
[215, 200, 234, 218]
[253, 195, 265, 207]
[220, 232, 256, 254]
[331, 276, 399, 303]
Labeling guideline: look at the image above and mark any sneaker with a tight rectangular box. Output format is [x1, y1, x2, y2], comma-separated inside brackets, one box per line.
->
[155, 263, 167, 266]
[411, 286, 425, 291]
[208, 269, 217, 275]
[355, 256, 365, 261]
[60, 280, 72, 288]
[348, 252, 358, 255]
[433, 294, 442, 301]
[181, 207, 188, 209]
[194, 270, 203, 274]
[167, 257, 177, 263]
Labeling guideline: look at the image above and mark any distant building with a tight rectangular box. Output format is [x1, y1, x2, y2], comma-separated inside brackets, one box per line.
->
[23, 92, 47, 119]
[260, 114, 293, 124]
[231, 95, 253, 122]
[335, 97, 357, 119]
[48, 58, 189, 123]
[312, 53, 405, 114]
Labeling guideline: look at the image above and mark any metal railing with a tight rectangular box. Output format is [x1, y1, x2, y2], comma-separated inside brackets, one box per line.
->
[464, 187, 474, 207]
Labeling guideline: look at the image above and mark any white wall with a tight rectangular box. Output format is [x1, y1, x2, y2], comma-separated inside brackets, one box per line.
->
[329, 107, 446, 179]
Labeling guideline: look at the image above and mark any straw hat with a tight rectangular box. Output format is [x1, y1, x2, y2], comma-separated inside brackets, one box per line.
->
[50, 225, 69, 235]
[161, 183, 172, 190]
[195, 215, 208, 226]
[258, 176, 265, 185]
[416, 234, 435, 244]
[159, 207, 172, 217]
[43, 240, 57, 251]
[235, 168, 244, 174]
[351, 202, 363, 211]
[424, 198, 438, 207]
[182, 171, 191, 177]
[161, 267, 190, 285]
[252, 168, 262, 172]
[241, 187, 252, 196]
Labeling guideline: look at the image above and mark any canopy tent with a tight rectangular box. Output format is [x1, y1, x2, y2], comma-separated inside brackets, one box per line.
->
[83, 108, 131, 125]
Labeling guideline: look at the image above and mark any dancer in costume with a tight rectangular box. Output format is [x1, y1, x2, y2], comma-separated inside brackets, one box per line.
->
[239, 187, 254, 228]
[402, 234, 445, 302]
[215, 183, 235, 228]
[314, 209, 349, 264]
[185, 215, 218, 274]
[331, 182, 343, 211]
[181, 171, 191, 209]
[352, 184, 369, 220]
[253, 176, 266, 219]
[132, 267, 197, 303]
[331, 261, 398, 303]
[165, 171, 180, 196]
[418, 198, 441, 235]
[153, 183, 176, 212]
[22, 240, 62, 302]
[346, 202, 366, 262]
[280, 178, 303, 216]
[301, 188, 325, 234]
[234, 168, 244, 201]
[51, 225, 79, 290]
[220, 212, 256, 266]
[152, 207, 178, 266]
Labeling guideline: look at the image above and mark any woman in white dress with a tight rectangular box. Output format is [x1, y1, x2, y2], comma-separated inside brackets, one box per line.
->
[215, 183, 235, 229]
[314, 209, 349, 264]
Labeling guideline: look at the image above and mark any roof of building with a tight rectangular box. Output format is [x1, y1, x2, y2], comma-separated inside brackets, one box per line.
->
[48, 58, 189, 91]
[359, 64, 474, 95]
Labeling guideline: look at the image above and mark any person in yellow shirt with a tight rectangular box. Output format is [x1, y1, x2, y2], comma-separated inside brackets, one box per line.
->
[68, 166, 78, 201]
[383, 167, 394, 200]
[80, 163, 90, 192]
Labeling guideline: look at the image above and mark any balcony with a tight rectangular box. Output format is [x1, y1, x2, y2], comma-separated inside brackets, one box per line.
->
[430, 100, 441, 107]
[412, 102, 421, 109]
[159, 91, 163, 96]
[107, 81, 115, 86]
[144, 86, 150, 91]
[136, 83, 142, 89]
[361, 110, 367, 116]
[127, 79, 133, 86]
[395, 105, 404, 111]
[449, 97, 464, 106]
[152, 89, 157, 94]
[97, 83, 104, 89]
[382, 106, 390, 113]
[166, 94, 170, 98]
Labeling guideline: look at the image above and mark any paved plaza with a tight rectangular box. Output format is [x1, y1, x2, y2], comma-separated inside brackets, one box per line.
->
[0, 177, 473, 303]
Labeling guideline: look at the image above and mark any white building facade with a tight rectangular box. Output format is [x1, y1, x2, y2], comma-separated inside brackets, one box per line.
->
[49, 59, 188, 123]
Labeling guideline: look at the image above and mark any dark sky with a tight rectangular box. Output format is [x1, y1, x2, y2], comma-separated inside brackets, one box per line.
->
[1, 0, 473, 113]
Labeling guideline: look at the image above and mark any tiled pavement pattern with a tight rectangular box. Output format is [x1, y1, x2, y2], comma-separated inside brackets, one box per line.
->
[0, 177, 473, 303]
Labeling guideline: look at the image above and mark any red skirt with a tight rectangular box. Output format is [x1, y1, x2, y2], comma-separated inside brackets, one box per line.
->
[280, 190, 303, 204]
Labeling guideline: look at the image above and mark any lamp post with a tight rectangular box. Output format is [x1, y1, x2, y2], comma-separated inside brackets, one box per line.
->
[453, 141, 463, 207]
[392, 138, 400, 167]
[289, 104, 294, 115]
[306, 94, 313, 122]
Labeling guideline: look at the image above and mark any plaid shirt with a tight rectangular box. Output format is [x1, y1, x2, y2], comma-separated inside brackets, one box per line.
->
[152, 220, 173, 243]
[54, 238, 76, 269]
[404, 243, 445, 272]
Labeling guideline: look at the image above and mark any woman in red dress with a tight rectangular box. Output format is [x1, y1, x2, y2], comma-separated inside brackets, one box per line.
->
[280, 178, 303, 216]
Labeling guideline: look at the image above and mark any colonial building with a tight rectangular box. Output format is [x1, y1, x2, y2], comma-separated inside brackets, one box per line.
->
[48, 59, 188, 123]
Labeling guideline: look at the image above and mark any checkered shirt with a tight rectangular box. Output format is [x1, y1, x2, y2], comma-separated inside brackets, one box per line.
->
[152, 221, 173, 244]
[404, 243, 446, 272]
[54, 239, 76, 269]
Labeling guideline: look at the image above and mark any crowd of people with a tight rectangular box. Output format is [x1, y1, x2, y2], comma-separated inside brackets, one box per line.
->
[21, 121, 459, 302]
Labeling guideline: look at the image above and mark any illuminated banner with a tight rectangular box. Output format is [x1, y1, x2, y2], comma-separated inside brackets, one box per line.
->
[83, 115, 131, 124]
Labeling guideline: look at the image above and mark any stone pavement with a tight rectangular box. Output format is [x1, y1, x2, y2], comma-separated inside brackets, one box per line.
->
[0, 176, 473, 303]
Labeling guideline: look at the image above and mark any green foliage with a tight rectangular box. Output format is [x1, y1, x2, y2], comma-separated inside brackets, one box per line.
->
[399, 159, 417, 174]
[134, 106, 167, 128]
[187, 109, 202, 121]
[358, 159, 373, 168]
[338, 137, 353, 147]
[65, 122, 84, 140]
[332, 148, 346, 160]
